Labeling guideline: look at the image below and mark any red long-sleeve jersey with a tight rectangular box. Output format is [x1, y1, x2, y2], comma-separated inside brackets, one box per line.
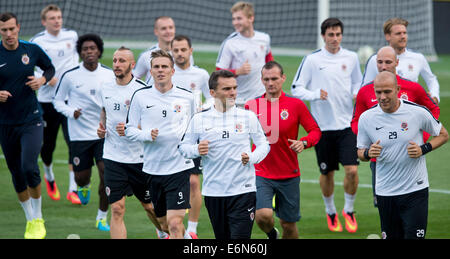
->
[245, 92, 321, 179]
[352, 74, 440, 143]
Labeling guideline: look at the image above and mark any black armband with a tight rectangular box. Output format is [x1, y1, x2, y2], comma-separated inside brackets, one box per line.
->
[42, 65, 55, 84]
[420, 143, 432, 155]
[363, 149, 370, 160]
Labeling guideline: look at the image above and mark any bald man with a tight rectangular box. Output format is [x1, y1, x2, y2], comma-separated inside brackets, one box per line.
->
[357, 71, 448, 239]
[352, 46, 439, 207]
[97, 47, 167, 239]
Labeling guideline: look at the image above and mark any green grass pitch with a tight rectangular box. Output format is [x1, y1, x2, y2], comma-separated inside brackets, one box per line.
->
[1, 48, 449, 239]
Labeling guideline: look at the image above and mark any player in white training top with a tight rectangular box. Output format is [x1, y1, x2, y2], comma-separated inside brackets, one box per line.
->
[362, 18, 440, 103]
[179, 70, 270, 239]
[96, 47, 168, 239]
[215, 1, 273, 106]
[126, 50, 196, 239]
[357, 71, 448, 239]
[54, 34, 114, 231]
[170, 34, 211, 238]
[291, 18, 362, 233]
[30, 4, 80, 204]
[133, 16, 193, 85]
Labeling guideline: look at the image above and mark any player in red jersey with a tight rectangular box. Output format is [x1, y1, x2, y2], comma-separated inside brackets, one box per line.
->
[352, 46, 440, 207]
[245, 61, 321, 239]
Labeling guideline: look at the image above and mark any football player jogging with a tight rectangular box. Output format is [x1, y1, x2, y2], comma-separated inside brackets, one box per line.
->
[125, 50, 196, 239]
[216, 1, 273, 106]
[171, 35, 211, 237]
[352, 46, 440, 207]
[291, 18, 362, 233]
[30, 4, 81, 204]
[0, 12, 55, 239]
[357, 71, 448, 239]
[97, 47, 167, 239]
[362, 18, 440, 103]
[179, 70, 270, 239]
[133, 16, 193, 85]
[245, 61, 321, 239]
[54, 34, 113, 231]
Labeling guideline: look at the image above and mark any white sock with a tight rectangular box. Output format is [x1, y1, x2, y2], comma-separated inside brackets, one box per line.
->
[184, 230, 192, 239]
[156, 228, 169, 239]
[43, 164, 55, 182]
[96, 209, 108, 221]
[68, 171, 77, 192]
[322, 194, 337, 215]
[344, 192, 356, 213]
[20, 199, 34, 221]
[187, 221, 198, 234]
[30, 197, 42, 219]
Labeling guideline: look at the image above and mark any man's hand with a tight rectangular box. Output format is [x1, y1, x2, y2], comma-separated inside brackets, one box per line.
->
[320, 89, 328, 100]
[236, 60, 251, 76]
[407, 141, 422, 158]
[25, 76, 46, 91]
[48, 77, 58, 87]
[427, 91, 439, 104]
[74, 108, 82, 119]
[97, 122, 106, 138]
[116, 122, 126, 136]
[288, 139, 305, 153]
[369, 140, 382, 158]
[241, 152, 250, 165]
[0, 90, 12, 102]
[198, 140, 209, 155]
[151, 128, 159, 141]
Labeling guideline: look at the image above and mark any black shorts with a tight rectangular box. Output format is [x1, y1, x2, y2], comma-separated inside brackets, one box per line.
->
[377, 188, 428, 239]
[70, 139, 104, 172]
[189, 157, 203, 174]
[0, 120, 43, 193]
[314, 128, 359, 174]
[148, 169, 191, 218]
[103, 159, 151, 204]
[204, 192, 256, 239]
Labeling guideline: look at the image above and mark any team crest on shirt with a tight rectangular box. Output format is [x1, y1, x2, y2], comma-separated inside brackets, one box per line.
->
[190, 83, 196, 90]
[341, 64, 347, 71]
[401, 122, 408, 131]
[400, 92, 409, 100]
[125, 99, 131, 109]
[105, 186, 111, 196]
[67, 43, 72, 49]
[21, 54, 30, 65]
[408, 64, 414, 72]
[280, 109, 289, 120]
[174, 104, 182, 113]
[235, 122, 244, 133]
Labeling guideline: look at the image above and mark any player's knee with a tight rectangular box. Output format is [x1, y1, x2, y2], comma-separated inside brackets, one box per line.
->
[143, 203, 155, 215]
[190, 175, 200, 189]
[280, 220, 297, 233]
[345, 167, 358, 180]
[111, 202, 125, 219]
[255, 208, 273, 225]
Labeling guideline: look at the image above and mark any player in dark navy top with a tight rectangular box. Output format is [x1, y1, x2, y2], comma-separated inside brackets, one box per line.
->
[0, 12, 55, 239]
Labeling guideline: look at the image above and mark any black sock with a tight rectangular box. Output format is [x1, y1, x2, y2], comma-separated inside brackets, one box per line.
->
[267, 228, 277, 239]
